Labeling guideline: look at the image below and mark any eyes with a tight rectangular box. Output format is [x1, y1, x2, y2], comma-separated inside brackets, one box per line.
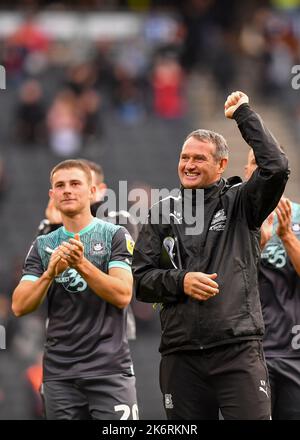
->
[54, 181, 81, 189]
[180, 155, 207, 162]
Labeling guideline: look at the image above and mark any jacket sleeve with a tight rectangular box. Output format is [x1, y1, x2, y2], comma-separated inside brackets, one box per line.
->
[233, 103, 290, 229]
[132, 217, 188, 304]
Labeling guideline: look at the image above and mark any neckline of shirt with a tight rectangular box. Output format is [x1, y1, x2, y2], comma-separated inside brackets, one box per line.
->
[62, 217, 98, 237]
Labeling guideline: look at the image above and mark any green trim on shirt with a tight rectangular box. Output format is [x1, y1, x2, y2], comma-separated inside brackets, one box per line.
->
[62, 218, 98, 237]
[108, 261, 132, 272]
[21, 275, 39, 282]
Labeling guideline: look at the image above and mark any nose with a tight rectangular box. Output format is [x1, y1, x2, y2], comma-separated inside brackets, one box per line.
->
[63, 184, 72, 194]
[186, 159, 196, 169]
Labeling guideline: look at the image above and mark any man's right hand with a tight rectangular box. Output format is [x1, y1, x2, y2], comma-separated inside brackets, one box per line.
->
[183, 272, 219, 301]
[224, 91, 249, 119]
[45, 250, 69, 279]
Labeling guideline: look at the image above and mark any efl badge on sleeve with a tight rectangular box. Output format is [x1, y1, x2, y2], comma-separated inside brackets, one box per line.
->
[125, 234, 134, 255]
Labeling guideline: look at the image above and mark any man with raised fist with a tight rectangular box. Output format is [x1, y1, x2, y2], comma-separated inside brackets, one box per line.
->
[133, 91, 289, 420]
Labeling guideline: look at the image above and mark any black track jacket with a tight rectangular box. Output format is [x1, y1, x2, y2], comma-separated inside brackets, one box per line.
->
[132, 104, 290, 355]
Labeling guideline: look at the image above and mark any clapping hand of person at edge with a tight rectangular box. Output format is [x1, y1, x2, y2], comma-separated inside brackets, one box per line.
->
[260, 197, 292, 249]
[276, 197, 292, 239]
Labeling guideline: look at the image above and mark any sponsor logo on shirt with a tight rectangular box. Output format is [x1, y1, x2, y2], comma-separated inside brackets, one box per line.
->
[209, 209, 227, 231]
[261, 242, 287, 268]
[55, 268, 87, 293]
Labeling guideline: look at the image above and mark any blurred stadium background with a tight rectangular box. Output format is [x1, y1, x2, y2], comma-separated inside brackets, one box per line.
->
[0, 0, 300, 420]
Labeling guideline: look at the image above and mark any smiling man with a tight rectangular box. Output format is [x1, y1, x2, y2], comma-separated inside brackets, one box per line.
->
[178, 130, 228, 190]
[12, 159, 138, 420]
[132, 91, 290, 420]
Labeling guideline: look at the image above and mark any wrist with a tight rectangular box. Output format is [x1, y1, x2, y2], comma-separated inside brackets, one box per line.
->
[232, 103, 251, 123]
[43, 270, 55, 282]
[73, 257, 86, 273]
[279, 228, 293, 242]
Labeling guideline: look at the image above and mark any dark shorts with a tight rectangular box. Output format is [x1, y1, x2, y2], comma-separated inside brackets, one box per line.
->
[43, 373, 139, 420]
[160, 340, 271, 420]
[267, 357, 300, 420]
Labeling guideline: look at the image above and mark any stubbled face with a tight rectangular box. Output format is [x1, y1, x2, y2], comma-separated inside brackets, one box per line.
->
[50, 167, 94, 216]
[178, 137, 226, 189]
[244, 149, 257, 181]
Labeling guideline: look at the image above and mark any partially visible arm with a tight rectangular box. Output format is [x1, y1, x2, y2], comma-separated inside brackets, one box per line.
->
[276, 198, 300, 276]
[260, 213, 274, 249]
[132, 218, 187, 304]
[133, 222, 219, 303]
[12, 275, 52, 317]
[281, 232, 300, 276]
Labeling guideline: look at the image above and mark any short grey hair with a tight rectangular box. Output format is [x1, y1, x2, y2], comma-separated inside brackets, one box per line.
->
[185, 129, 229, 161]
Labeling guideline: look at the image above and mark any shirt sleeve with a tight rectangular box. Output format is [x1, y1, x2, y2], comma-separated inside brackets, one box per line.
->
[108, 227, 134, 273]
[21, 240, 44, 282]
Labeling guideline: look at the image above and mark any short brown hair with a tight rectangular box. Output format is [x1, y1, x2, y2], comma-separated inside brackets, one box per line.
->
[185, 129, 229, 161]
[50, 159, 92, 185]
[81, 160, 104, 184]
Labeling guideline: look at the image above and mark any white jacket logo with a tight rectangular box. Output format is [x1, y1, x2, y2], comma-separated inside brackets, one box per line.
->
[209, 209, 227, 231]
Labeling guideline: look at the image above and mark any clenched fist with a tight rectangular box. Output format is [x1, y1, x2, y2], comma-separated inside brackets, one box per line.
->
[224, 91, 249, 119]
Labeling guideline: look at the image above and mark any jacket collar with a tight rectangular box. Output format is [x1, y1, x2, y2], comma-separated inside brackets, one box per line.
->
[180, 176, 243, 202]
[180, 178, 225, 203]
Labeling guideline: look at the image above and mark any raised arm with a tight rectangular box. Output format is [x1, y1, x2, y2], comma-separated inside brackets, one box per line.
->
[225, 91, 290, 229]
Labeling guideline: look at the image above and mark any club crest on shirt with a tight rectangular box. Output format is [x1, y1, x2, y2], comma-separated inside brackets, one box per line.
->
[90, 240, 108, 256]
[209, 209, 227, 231]
[125, 234, 134, 255]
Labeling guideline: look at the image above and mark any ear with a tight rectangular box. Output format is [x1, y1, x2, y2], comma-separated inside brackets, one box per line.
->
[219, 158, 228, 174]
[90, 185, 96, 199]
[97, 182, 107, 199]
[49, 188, 53, 199]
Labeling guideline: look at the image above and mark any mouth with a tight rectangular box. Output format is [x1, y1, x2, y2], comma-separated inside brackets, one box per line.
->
[184, 172, 200, 179]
